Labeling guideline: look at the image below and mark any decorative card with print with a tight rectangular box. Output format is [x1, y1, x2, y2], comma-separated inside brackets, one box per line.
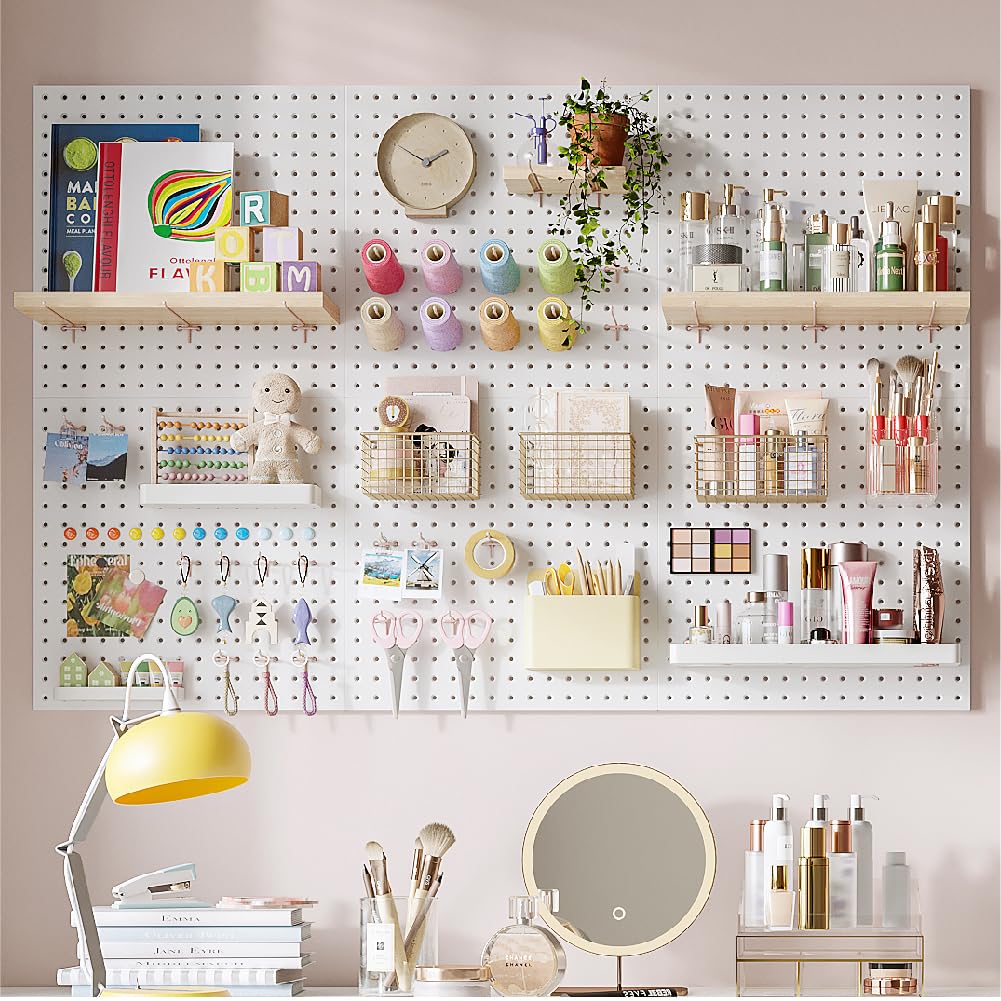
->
[94, 568, 167, 640]
[66, 554, 131, 638]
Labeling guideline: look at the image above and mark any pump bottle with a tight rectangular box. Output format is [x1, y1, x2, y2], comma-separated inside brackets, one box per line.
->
[849, 215, 872, 292]
[705, 183, 747, 288]
[828, 820, 858, 929]
[757, 188, 788, 291]
[763, 793, 793, 890]
[875, 202, 906, 291]
[850, 794, 877, 926]
[807, 793, 829, 828]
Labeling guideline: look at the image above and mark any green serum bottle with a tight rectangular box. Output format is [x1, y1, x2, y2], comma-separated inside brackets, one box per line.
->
[875, 201, 906, 292]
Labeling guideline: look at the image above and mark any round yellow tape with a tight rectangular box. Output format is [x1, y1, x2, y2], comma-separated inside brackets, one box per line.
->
[465, 529, 516, 579]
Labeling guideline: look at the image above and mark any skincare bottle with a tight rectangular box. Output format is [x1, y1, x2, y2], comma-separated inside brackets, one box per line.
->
[763, 428, 786, 496]
[928, 194, 956, 290]
[679, 191, 711, 293]
[830, 542, 868, 643]
[800, 547, 831, 640]
[798, 824, 830, 930]
[913, 214, 939, 292]
[777, 601, 795, 644]
[482, 894, 567, 997]
[850, 215, 872, 292]
[758, 188, 788, 291]
[875, 202, 906, 291]
[882, 853, 912, 929]
[763, 794, 794, 887]
[762, 553, 789, 645]
[822, 222, 853, 292]
[715, 599, 732, 644]
[805, 211, 830, 292]
[743, 819, 767, 927]
[784, 431, 820, 496]
[828, 820, 858, 929]
[737, 413, 761, 496]
[707, 183, 747, 287]
[766, 864, 796, 931]
[850, 794, 876, 926]
[738, 592, 768, 644]
[688, 604, 714, 645]
[807, 793, 829, 829]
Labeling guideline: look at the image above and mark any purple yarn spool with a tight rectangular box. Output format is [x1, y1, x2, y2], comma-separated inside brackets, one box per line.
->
[421, 241, 463, 295]
[421, 297, 463, 351]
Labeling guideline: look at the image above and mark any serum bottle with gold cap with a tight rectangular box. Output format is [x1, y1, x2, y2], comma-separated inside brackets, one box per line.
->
[928, 194, 956, 290]
[679, 191, 711, 293]
[804, 211, 830, 291]
[822, 222, 854, 293]
[757, 188, 788, 291]
[798, 824, 830, 930]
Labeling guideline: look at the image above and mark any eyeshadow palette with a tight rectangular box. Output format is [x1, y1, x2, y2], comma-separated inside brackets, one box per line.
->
[669, 527, 753, 574]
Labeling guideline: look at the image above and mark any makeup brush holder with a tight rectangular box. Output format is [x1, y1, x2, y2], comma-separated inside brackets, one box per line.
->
[866, 435, 939, 500]
[361, 895, 439, 996]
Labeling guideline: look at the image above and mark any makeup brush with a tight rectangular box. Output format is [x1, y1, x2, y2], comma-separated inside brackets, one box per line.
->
[923, 350, 939, 416]
[866, 358, 882, 417]
[362, 864, 375, 900]
[405, 837, 423, 933]
[366, 841, 407, 987]
[896, 354, 924, 416]
[386, 874, 444, 991]
[408, 823, 455, 945]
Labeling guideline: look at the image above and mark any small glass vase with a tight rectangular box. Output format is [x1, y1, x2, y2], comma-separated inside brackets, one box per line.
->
[360, 895, 438, 997]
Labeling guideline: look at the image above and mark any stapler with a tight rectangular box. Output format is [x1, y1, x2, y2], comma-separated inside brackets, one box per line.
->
[112, 862, 207, 909]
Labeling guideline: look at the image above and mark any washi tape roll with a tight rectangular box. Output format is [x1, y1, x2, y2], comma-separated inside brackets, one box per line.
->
[361, 296, 406, 351]
[421, 297, 463, 351]
[536, 296, 580, 351]
[478, 239, 521, 295]
[377, 395, 410, 430]
[361, 238, 406, 294]
[478, 296, 521, 351]
[465, 528, 516, 579]
[420, 240, 464, 295]
[536, 238, 576, 294]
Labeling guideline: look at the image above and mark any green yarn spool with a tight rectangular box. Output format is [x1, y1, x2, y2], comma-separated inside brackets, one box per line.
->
[537, 238, 576, 295]
[536, 297, 580, 352]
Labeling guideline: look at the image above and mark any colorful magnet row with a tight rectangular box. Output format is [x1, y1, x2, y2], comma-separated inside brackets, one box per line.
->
[63, 525, 318, 542]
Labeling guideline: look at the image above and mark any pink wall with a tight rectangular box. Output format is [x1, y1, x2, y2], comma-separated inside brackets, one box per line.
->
[2, 0, 998, 990]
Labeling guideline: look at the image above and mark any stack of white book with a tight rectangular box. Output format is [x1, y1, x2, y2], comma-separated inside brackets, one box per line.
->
[58, 905, 311, 997]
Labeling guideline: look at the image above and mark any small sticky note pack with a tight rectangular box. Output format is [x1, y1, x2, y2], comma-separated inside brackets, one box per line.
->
[189, 190, 321, 293]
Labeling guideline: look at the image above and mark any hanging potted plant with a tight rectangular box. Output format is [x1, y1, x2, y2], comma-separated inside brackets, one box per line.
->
[552, 78, 669, 328]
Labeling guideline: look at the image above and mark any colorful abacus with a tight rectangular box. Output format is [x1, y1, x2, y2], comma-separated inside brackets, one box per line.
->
[153, 412, 250, 485]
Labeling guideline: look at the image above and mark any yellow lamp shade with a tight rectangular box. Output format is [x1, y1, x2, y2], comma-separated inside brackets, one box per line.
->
[106, 711, 250, 805]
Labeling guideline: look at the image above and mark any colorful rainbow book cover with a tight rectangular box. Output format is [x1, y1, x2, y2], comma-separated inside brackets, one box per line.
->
[47, 123, 200, 292]
[93, 140, 233, 291]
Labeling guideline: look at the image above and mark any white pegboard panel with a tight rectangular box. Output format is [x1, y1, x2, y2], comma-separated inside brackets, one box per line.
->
[32, 85, 969, 712]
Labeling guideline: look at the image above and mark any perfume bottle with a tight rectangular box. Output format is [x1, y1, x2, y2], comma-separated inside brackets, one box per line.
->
[738, 592, 768, 644]
[850, 215, 872, 292]
[804, 211, 830, 292]
[679, 190, 711, 292]
[784, 431, 820, 496]
[482, 894, 566, 997]
[757, 188, 788, 291]
[928, 194, 956, 290]
[822, 222, 853, 292]
[875, 202, 906, 291]
[800, 547, 831, 641]
[689, 604, 714, 644]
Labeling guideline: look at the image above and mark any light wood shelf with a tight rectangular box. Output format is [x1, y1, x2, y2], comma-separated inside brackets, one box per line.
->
[13, 291, 339, 328]
[140, 483, 321, 508]
[668, 642, 961, 668]
[661, 291, 970, 329]
[503, 163, 626, 197]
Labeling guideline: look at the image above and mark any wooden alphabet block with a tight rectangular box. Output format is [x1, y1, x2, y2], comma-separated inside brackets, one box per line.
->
[280, 261, 321, 292]
[215, 226, 254, 262]
[262, 226, 304, 263]
[239, 190, 289, 230]
[241, 261, 279, 292]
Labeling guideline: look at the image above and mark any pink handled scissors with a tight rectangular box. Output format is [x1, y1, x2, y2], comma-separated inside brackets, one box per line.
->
[371, 609, 424, 717]
[437, 609, 493, 717]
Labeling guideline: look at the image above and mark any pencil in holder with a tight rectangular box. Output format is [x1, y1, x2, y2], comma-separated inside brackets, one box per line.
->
[420, 297, 463, 351]
[420, 240, 463, 295]
[536, 297, 580, 351]
[478, 239, 521, 295]
[536, 238, 576, 294]
[361, 238, 406, 295]
[361, 296, 406, 351]
[478, 296, 520, 351]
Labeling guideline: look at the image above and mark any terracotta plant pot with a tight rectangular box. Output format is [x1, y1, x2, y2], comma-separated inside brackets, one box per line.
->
[570, 112, 629, 166]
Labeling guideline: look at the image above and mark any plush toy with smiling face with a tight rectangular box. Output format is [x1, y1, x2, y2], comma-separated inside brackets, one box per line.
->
[231, 372, 321, 484]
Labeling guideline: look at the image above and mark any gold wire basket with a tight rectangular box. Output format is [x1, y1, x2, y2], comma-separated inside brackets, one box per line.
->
[360, 431, 480, 500]
[694, 433, 828, 503]
[519, 432, 635, 500]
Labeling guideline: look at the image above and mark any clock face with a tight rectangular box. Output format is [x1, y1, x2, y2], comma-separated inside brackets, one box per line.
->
[377, 113, 476, 215]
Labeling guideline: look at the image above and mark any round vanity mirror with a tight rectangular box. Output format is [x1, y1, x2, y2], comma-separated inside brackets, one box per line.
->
[523, 763, 716, 957]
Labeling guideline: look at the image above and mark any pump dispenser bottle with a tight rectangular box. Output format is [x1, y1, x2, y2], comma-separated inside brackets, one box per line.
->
[679, 191, 711, 293]
[704, 183, 747, 288]
[798, 824, 830, 930]
[828, 820, 858, 929]
[875, 202, 906, 291]
[758, 188, 788, 291]
[850, 215, 872, 292]
[851, 794, 877, 926]
[807, 793, 830, 828]
[763, 793, 794, 893]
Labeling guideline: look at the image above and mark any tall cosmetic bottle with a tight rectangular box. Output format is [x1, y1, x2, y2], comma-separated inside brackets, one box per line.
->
[805, 211, 830, 291]
[679, 191, 711, 293]
[875, 202, 906, 291]
[928, 194, 956, 290]
[758, 188, 788, 291]
[798, 824, 830, 930]
[801, 548, 831, 640]
[829, 820, 858, 929]
[822, 222, 853, 292]
[850, 793, 876, 926]
[707, 183, 747, 288]
[743, 819, 767, 927]
[850, 215, 872, 292]
[785, 432, 820, 496]
[882, 853, 912, 929]
[763, 793, 793, 892]
[715, 599, 732, 644]
[737, 413, 761, 495]
[831, 542, 868, 643]
[762, 553, 789, 645]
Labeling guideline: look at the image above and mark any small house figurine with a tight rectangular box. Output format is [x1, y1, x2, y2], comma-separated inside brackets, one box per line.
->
[87, 659, 121, 688]
[59, 653, 88, 687]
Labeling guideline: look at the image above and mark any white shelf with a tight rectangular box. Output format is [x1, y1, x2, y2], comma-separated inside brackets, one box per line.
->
[668, 643, 960, 668]
[140, 483, 321, 508]
[54, 687, 184, 702]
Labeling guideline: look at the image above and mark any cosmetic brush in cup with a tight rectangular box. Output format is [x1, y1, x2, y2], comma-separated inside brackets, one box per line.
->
[866, 358, 882, 417]
[896, 354, 924, 418]
[366, 840, 407, 988]
[923, 350, 939, 416]
[386, 874, 444, 991]
[406, 823, 455, 973]
[405, 837, 424, 933]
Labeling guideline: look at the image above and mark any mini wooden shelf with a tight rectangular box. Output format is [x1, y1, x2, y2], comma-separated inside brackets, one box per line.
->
[54, 686, 184, 702]
[668, 642, 960, 668]
[140, 483, 321, 507]
[13, 291, 340, 329]
[661, 291, 970, 333]
[503, 163, 626, 197]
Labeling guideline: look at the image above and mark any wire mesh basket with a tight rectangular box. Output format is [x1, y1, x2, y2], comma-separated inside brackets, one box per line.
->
[694, 433, 828, 503]
[519, 432, 635, 500]
[360, 431, 480, 500]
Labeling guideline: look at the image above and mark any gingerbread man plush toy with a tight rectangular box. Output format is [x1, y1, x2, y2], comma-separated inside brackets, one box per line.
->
[231, 372, 321, 484]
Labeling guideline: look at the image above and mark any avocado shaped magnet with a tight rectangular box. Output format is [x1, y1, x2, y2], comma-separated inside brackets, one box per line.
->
[170, 595, 200, 637]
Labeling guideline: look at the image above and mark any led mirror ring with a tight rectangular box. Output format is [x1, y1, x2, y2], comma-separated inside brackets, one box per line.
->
[522, 763, 717, 958]
[378, 395, 411, 431]
[464, 529, 515, 579]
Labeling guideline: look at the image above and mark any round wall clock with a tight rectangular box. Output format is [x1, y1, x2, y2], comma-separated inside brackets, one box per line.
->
[377, 113, 477, 219]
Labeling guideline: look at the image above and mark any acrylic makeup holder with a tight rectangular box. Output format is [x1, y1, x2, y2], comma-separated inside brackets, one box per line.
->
[866, 436, 939, 501]
[359, 432, 480, 501]
[518, 432, 635, 500]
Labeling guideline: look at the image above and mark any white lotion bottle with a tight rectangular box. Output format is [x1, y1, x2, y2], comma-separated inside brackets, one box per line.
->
[851, 794, 877, 926]
[828, 820, 858, 929]
[807, 793, 830, 830]
[763, 794, 793, 892]
[743, 820, 767, 927]
[883, 852, 912, 929]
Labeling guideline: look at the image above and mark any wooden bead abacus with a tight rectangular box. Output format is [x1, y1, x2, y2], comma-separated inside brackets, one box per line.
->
[152, 411, 251, 485]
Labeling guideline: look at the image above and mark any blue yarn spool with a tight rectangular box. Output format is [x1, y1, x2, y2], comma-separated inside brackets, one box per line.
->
[478, 239, 520, 295]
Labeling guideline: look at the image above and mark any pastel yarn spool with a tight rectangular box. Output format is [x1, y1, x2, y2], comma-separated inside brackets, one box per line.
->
[537, 238, 576, 294]
[361, 296, 405, 351]
[536, 297, 580, 352]
[420, 297, 463, 351]
[361, 238, 405, 294]
[478, 296, 521, 351]
[478, 239, 520, 295]
[420, 241, 463, 295]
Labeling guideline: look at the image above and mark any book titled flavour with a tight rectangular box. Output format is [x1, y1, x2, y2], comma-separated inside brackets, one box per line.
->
[94, 141, 233, 291]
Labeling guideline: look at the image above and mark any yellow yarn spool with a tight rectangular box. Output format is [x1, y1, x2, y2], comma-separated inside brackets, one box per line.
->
[478, 296, 521, 351]
[536, 297, 580, 351]
[537, 238, 576, 294]
[361, 296, 405, 351]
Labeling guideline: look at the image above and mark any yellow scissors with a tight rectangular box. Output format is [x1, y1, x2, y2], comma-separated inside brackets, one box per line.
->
[543, 563, 576, 596]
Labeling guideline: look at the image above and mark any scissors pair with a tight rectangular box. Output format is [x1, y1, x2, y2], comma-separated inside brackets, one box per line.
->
[438, 609, 493, 717]
[371, 609, 424, 717]
[543, 563, 576, 596]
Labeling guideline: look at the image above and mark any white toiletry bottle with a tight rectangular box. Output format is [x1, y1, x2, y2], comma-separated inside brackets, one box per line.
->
[828, 820, 858, 928]
[851, 794, 876, 926]
[850, 215, 872, 292]
[882, 852, 912, 929]
[807, 793, 829, 829]
[763, 794, 793, 892]
[715, 599, 732, 644]
[743, 820, 767, 927]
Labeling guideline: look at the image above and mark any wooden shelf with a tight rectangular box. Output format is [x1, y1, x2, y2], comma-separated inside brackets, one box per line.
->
[13, 291, 339, 328]
[140, 483, 321, 508]
[668, 642, 960, 668]
[661, 291, 970, 329]
[503, 164, 626, 197]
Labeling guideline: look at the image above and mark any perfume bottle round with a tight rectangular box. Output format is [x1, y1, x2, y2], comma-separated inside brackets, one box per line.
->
[481, 895, 566, 997]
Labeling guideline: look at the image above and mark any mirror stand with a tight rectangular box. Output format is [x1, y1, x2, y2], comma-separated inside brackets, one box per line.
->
[553, 955, 689, 997]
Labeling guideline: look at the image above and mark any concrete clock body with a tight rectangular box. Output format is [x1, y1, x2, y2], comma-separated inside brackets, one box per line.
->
[377, 113, 476, 219]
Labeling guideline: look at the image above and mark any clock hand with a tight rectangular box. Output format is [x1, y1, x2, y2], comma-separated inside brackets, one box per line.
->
[423, 148, 451, 166]
[398, 145, 425, 161]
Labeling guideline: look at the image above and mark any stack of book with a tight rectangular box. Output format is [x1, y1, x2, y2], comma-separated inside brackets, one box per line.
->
[58, 905, 311, 997]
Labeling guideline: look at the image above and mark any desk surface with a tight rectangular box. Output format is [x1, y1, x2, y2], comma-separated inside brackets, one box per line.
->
[2, 989, 999, 998]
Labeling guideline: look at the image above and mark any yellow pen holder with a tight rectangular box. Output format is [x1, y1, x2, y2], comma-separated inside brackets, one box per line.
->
[524, 594, 641, 671]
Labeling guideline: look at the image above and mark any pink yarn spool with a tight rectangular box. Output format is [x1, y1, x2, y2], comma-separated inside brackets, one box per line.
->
[361, 238, 405, 294]
[420, 297, 463, 351]
[420, 241, 463, 295]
